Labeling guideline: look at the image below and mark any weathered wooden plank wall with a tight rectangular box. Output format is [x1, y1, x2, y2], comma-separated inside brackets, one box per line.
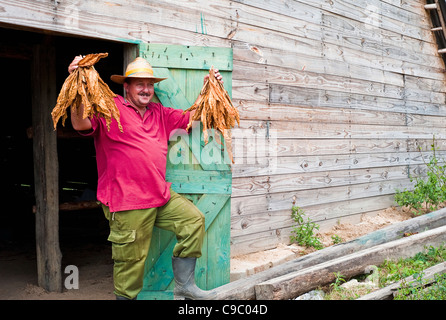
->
[1, 0, 445, 256]
[228, 0, 446, 255]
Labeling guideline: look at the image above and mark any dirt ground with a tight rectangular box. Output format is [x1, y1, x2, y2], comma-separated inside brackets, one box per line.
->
[0, 206, 414, 300]
[0, 242, 115, 300]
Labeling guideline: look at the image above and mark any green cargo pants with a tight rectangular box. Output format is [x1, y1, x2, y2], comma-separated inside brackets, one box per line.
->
[102, 189, 205, 299]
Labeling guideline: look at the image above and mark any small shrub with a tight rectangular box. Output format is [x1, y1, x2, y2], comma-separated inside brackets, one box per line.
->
[290, 206, 323, 250]
[395, 137, 446, 215]
[331, 234, 343, 245]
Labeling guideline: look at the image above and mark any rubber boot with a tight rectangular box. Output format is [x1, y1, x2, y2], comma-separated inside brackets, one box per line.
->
[172, 256, 217, 300]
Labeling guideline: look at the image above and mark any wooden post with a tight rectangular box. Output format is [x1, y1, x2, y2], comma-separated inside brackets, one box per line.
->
[123, 43, 138, 70]
[123, 43, 138, 99]
[31, 37, 62, 292]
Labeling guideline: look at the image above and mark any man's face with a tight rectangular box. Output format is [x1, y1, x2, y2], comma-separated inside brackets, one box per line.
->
[124, 78, 155, 108]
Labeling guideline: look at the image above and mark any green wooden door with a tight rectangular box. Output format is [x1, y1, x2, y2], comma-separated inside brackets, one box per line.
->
[136, 43, 233, 300]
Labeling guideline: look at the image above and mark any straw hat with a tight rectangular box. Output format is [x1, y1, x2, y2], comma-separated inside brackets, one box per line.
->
[110, 57, 167, 84]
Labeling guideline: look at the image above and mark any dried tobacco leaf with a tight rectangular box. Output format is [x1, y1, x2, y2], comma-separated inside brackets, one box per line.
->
[51, 53, 123, 132]
[184, 67, 240, 164]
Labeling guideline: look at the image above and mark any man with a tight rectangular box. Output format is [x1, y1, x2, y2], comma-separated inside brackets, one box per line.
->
[68, 55, 222, 300]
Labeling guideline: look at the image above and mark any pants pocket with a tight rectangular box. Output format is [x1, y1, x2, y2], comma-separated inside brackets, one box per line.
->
[108, 229, 142, 262]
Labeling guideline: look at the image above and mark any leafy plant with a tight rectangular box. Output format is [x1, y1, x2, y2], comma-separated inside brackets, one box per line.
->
[395, 137, 446, 215]
[394, 272, 446, 300]
[379, 245, 446, 287]
[331, 234, 343, 245]
[290, 206, 324, 250]
[330, 272, 346, 289]
[323, 245, 446, 300]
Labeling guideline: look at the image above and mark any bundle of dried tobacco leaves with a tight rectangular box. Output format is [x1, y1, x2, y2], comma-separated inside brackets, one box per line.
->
[51, 53, 123, 132]
[184, 67, 240, 163]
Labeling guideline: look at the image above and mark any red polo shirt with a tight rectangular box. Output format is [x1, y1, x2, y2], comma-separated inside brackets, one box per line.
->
[84, 95, 190, 212]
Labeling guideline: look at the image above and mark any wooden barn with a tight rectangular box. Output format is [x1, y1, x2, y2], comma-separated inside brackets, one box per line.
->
[1, 0, 446, 297]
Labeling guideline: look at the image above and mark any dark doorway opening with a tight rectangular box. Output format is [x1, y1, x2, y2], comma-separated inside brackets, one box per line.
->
[0, 27, 126, 294]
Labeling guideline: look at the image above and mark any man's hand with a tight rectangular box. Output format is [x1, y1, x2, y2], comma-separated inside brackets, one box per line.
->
[188, 69, 224, 126]
[204, 68, 223, 85]
[68, 55, 93, 131]
[68, 55, 85, 74]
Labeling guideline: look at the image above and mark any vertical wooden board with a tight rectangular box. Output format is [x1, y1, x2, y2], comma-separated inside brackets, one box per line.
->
[206, 198, 231, 289]
[195, 194, 231, 289]
[32, 40, 62, 293]
[146, 237, 176, 291]
[153, 68, 191, 110]
[143, 227, 161, 274]
[142, 228, 176, 292]
[172, 68, 206, 171]
[169, 68, 188, 94]
[184, 68, 206, 102]
[166, 136, 189, 171]
[220, 71, 232, 97]
[195, 229, 209, 289]
[182, 68, 232, 100]
[161, 69, 193, 171]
